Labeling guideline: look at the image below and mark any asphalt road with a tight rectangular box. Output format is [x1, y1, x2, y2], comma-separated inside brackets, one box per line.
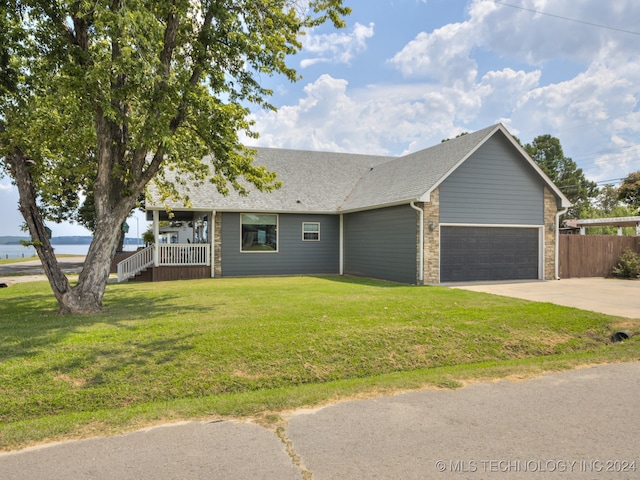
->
[0, 256, 85, 275]
[0, 362, 638, 479]
[0, 256, 86, 285]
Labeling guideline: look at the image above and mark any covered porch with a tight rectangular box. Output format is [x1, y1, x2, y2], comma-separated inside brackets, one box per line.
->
[117, 210, 216, 282]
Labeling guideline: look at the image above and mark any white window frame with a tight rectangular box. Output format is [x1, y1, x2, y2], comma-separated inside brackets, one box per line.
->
[302, 222, 320, 241]
[240, 213, 279, 253]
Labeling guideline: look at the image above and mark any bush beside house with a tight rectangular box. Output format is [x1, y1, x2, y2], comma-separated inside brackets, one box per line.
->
[612, 248, 640, 279]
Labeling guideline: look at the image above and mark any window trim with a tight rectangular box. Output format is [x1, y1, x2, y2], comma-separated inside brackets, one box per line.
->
[240, 213, 279, 253]
[302, 222, 320, 241]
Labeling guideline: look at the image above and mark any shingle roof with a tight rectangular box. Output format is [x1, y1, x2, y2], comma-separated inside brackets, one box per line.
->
[146, 124, 570, 213]
[148, 148, 392, 213]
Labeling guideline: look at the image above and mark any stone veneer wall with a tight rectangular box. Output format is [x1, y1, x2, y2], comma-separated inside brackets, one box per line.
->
[214, 211, 222, 277]
[421, 187, 440, 284]
[543, 187, 558, 280]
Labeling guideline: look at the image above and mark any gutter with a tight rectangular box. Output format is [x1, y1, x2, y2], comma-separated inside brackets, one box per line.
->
[410, 201, 424, 283]
[555, 207, 569, 280]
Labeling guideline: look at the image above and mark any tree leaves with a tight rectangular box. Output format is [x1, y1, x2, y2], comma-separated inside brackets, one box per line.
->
[617, 171, 640, 213]
[523, 134, 598, 218]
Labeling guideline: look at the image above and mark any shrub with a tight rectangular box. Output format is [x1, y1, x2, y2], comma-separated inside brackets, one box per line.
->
[612, 248, 640, 279]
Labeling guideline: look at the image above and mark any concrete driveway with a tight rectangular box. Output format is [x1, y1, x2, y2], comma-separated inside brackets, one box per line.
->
[450, 277, 640, 319]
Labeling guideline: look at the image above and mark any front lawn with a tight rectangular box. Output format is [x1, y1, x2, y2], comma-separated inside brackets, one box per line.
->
[0, 276, 637, 449]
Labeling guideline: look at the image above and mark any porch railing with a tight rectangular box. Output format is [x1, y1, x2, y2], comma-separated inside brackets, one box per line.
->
[157, 243, 211, 267]
[117, 246, 154, 282]
[117, 244, 211, 282]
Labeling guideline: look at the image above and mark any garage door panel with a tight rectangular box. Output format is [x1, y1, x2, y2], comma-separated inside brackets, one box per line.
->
[441, 227, 539, 282]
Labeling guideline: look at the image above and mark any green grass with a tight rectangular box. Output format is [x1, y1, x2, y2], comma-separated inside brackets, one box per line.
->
[0, 276, 638, 450]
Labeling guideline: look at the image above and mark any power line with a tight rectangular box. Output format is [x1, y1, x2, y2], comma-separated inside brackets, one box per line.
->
[493, 1, 640, 37]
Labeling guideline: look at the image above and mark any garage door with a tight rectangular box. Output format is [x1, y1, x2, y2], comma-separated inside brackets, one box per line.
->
[440, 226, 539, 282]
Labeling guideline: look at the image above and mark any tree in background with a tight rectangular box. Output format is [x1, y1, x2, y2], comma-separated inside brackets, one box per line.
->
[577, 184, 637, 235]
[523, 134, 598, 218]
[596, 184, 622, 214]
[0, 0, 349, 314]
[618, 171, 640, 214]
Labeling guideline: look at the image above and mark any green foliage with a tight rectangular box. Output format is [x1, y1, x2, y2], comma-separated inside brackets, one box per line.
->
[596, 184, 622, 214]
[1, 1, 350, 219]
[523, 134, 598, 218]
[618, 171, 640, 212]
[142, 229, 154, 246]
[576, 193, 637, 235]
[612, 248, 640, 279]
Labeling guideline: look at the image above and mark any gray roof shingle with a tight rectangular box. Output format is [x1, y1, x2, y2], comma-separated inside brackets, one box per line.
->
[148, 148, 392, 213]
[147, 124, 569, 213]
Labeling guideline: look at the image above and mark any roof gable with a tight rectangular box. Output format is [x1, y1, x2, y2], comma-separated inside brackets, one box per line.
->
[341, 125, 499, 211]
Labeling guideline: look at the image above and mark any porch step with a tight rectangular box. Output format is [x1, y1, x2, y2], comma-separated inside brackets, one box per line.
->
[129, 268, 153, 282]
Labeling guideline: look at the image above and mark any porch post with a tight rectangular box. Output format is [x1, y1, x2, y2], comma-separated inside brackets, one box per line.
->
[153, 210, 159, 266]
[211, 210, 216, 278]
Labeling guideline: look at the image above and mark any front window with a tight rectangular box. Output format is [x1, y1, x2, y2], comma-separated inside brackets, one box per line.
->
[241, 214, 278, 252]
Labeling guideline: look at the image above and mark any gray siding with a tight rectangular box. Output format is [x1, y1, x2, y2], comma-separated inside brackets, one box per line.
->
[439, 133, 545, 225]
[220, 213, 339, 276]
[344, 205, 417, 284]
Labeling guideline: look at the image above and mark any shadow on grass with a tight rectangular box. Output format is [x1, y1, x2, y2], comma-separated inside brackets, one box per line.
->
[0, 283, 223, 363]
[311, 275, 411, 288]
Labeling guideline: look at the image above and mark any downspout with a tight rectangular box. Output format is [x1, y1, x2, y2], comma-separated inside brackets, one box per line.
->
[410, 201, 424, 284]
[555, 207, 568, 280]
[339, 214, 344, 275]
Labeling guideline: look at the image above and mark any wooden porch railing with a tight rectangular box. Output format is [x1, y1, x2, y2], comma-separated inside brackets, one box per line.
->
[157, 244, 211, 267]
[117, 246, 154, 282]
[117, 244, 211, 282]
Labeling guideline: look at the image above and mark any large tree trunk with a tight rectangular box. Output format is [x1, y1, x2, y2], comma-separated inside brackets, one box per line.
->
[58, 219, 125, 314]
[9, 146, 134, 315]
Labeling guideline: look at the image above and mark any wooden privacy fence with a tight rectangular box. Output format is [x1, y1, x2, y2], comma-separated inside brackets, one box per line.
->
[558, 235, 640, 278]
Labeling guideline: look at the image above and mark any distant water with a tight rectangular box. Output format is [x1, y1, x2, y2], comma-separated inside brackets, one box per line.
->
[0, 244, 139, 259]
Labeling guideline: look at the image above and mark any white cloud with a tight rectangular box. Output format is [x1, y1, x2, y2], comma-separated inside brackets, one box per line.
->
[388, 23, 478, 88]
[247, 74, 489, 155]
[300, 22, 375, 68]
[248, 0, 640, 185]
[0, 182, 14, 192]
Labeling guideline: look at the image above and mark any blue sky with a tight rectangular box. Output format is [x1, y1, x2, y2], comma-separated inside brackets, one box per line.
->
[3, 0, 640, 237]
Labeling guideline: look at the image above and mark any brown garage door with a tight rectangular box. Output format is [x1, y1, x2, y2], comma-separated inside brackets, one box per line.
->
[441, 226, 539, 282]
